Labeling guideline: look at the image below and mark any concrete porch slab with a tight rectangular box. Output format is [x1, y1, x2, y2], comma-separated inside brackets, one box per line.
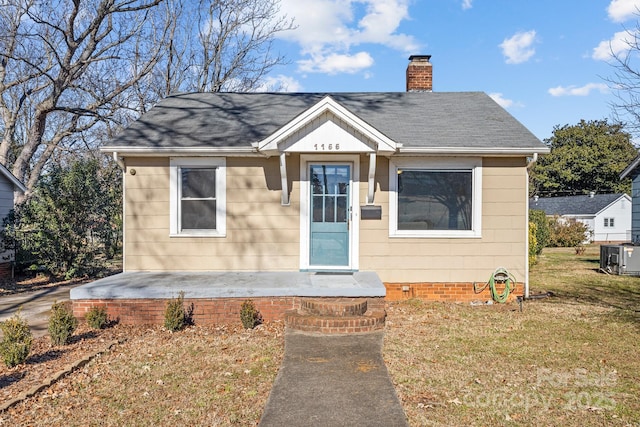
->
[70, 271, 386, 300]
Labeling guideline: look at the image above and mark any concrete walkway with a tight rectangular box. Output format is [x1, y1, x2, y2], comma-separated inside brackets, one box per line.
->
[259, 331, 408, 427]
[0, 285, 76, 338]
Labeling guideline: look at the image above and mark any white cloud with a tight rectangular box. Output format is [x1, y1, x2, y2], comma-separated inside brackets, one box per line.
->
[593, 30, 637, 60]
[499, 30, 537, 64]
[298, 51, 374, 74]
[607, 0, 640, 22]
[462, 0, 473, 10]
[255, 75, 304, 92]
[548, 83, 610, 97]
[279, 0, 419, 74]
[489, 93, 514, 108]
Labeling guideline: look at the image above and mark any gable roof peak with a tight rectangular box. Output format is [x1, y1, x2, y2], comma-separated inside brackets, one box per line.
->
[255, 94, 397, 155]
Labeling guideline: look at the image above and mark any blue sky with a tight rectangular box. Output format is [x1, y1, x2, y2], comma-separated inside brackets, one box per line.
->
[264, 0, 640, 141]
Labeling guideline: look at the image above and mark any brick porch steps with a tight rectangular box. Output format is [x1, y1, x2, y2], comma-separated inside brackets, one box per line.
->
[285, 298, 386, 334]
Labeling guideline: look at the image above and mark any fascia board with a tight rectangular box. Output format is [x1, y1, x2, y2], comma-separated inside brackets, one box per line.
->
[620, 154, 640, 180]
[0, 163, 27, 193]
[100, 146, 260, 157]
[396, 146, 551, 156]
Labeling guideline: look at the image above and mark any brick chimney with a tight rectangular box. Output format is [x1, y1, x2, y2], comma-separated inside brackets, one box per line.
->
[406, 55, 432, 92]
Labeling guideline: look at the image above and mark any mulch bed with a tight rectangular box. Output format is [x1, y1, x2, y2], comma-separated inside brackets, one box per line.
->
[0, 324, 135, 407]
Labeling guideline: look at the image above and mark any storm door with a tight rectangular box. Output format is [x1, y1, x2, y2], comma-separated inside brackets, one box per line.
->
[309, 164, 351, 267]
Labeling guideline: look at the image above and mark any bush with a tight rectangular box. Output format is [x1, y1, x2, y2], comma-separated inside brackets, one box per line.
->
[529, 209, 550, 254]
[86, 306, 108, 329]
[547, 216, 591, 247]
[3, 158, 122, 278]
[240, 300, 262, 329]
[164, 291, 186, 332]
[0, 311, 33, 368]
[48, 301, 78, 345]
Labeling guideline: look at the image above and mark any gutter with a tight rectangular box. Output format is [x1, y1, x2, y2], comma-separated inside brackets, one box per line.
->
[396, 147, 550, 156]
[101, 146, 261, 157]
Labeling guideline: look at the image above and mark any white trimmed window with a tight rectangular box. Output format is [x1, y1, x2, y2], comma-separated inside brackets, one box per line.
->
[389, 158, 482, 238]
[604, 217, 614, 228]
[170, 158, 226, 237]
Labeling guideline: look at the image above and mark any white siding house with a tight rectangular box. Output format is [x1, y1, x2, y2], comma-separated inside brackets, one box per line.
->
[0, 163, 27, 276]
[530, 193, 631, 243]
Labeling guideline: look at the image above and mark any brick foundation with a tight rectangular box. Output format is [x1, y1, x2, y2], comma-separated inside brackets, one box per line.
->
[72, 282, 522, 327]
[73, 296, 387, 327]
[0, 262, 12, 279]
[384, 282, 524, 303]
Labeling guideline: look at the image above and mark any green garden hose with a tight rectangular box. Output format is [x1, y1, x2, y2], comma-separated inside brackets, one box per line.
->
[473, 267, 517, 303]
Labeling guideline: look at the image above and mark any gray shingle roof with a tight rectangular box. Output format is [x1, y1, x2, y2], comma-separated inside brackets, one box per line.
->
[103, 92, 546, 152]
[529, 193, 627, 216]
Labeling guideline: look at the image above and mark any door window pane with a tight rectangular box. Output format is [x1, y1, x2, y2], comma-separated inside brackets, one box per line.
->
[310, 165, 349, 224]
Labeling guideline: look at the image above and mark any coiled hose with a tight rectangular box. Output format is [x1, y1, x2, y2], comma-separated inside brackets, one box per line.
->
[473, 267, 517, 303]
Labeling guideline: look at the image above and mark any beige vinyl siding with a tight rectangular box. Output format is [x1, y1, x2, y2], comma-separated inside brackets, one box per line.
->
[125, 154, 529, 284]
[124, 156, 301, 271]
[359, 157, 528, 284]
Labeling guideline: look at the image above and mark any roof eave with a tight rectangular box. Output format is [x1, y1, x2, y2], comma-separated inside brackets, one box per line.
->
[594, 194, 631, 216]
[620, 154, 640, 179]
[100, 146, 261, 157]
[396, 146, 551, 156]
[0, 163, 27, 193]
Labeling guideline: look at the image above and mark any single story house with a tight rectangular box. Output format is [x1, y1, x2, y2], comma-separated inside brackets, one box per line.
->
[71, 56, 549, 326]
[0, 163, 27, 278]
[530, 193, 631, 242]
[620, 155, 640, 244]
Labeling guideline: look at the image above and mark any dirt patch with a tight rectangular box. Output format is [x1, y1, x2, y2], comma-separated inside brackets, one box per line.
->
[0, 267, 120, 297]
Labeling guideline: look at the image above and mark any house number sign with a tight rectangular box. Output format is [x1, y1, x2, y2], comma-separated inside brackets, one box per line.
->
[314, 143, 341, 151]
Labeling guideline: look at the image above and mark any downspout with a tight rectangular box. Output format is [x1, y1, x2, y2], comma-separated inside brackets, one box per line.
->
[524, 152, 538, 298]
[113, 152, 126, 272]
[113, 152, 125, 171]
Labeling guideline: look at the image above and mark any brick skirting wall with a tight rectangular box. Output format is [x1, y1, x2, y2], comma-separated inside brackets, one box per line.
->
[0, 262, 12, 279]
[73, 297, 387, 326]
[384, 282, 524, 303]
[72, 283, 521, 326]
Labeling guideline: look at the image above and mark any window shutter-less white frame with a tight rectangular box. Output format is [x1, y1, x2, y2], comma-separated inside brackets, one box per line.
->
[170, 157, 226, 237]
[389, 157, 482, 238]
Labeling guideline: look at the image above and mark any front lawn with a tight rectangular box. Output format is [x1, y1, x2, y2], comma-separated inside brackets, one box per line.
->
[1, 245, 638, 426]
[385, 245, 640, 426]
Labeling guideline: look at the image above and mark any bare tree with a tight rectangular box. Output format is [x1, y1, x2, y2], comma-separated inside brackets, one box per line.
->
[606, 21, 640, 136]
[151, 0, 295, 95]
[0, 0, 294, 195]
[0, 0, 170, 194]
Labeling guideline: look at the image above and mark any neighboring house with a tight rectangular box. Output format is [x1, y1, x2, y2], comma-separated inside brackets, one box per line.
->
[0, 163, 27, 277]
[71, 55, 549, 325]
[529, 193, 631, 242]
[620, 155, 640, 244]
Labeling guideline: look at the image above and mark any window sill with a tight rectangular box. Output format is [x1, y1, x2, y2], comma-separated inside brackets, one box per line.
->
[169, 232, 226, 238]
[389, 231, 482, 239]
